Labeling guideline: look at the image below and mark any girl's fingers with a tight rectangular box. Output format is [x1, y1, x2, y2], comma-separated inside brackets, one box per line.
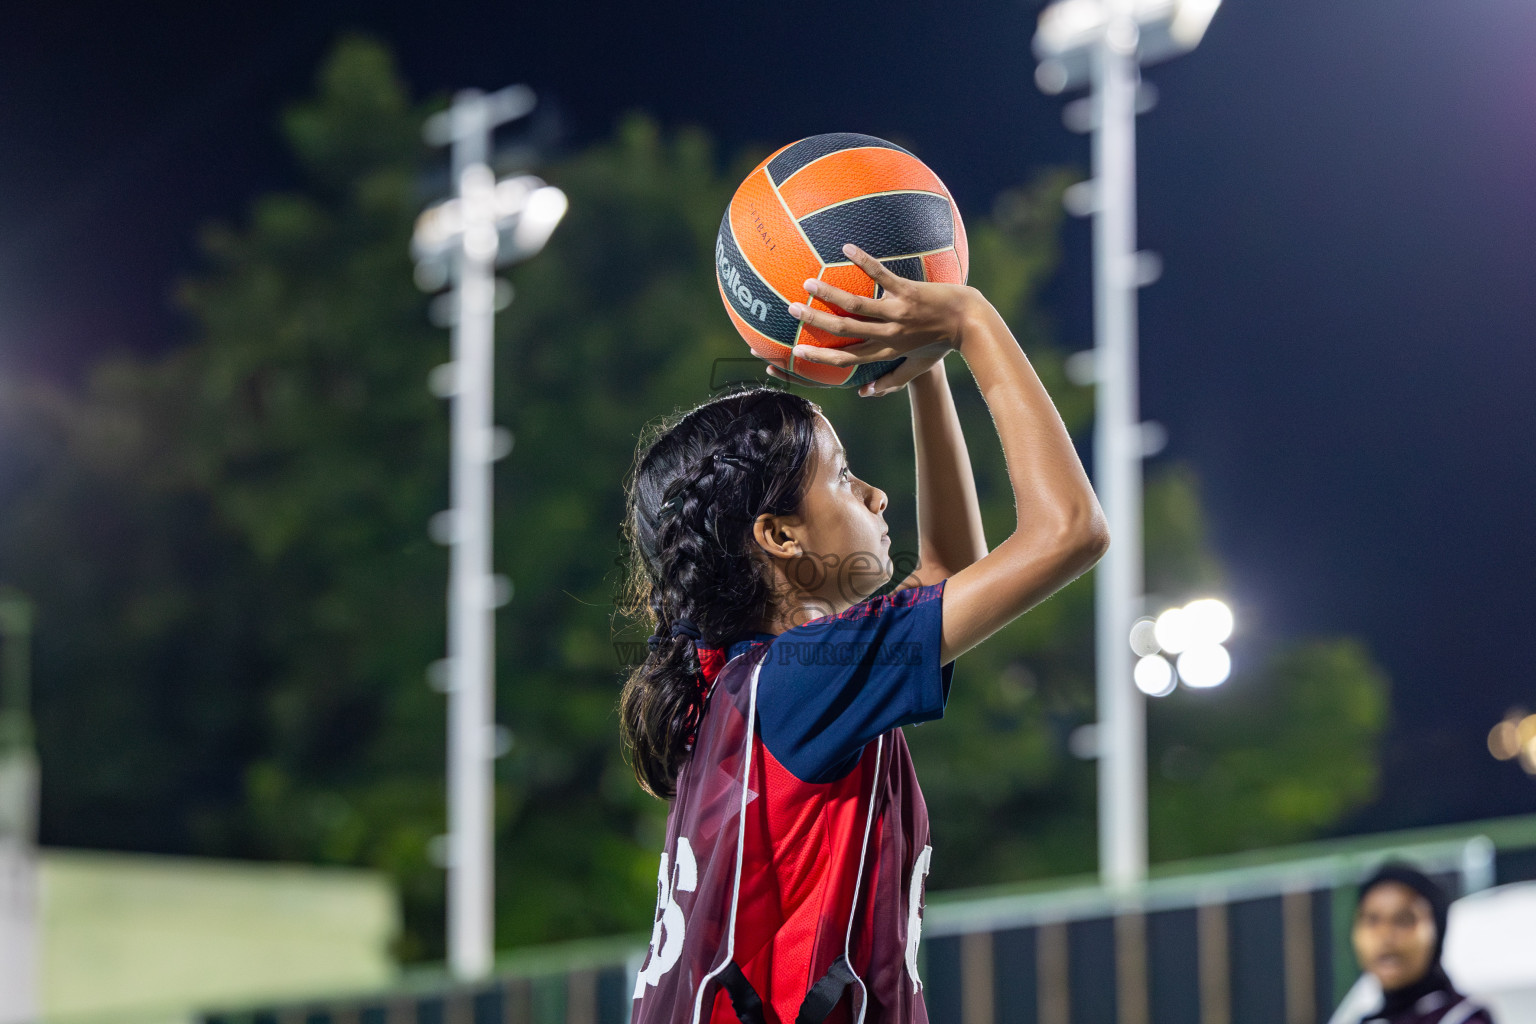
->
[787, 301, 893, 340]
[791, 339, 906, 367]
[860, 350, 946, 397]
[802, 277, 886, 319]
[843, 244, 906, 292]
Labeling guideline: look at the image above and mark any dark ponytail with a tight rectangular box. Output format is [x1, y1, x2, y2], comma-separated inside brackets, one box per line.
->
[619, 387, 818, 799]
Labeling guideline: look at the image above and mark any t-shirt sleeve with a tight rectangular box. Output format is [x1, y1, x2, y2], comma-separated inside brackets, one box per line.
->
[756, 580, 952, 784]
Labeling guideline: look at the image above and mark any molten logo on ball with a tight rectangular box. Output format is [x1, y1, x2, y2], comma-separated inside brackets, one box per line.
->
[715, 238, 769, 322]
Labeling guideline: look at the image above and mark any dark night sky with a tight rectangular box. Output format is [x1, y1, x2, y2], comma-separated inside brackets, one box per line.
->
[2, 1, 1533, 833]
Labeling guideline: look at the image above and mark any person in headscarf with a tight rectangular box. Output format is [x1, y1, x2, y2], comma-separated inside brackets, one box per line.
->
[1351, 862, 1494, 1024]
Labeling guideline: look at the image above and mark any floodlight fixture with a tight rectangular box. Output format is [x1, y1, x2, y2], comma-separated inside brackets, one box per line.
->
[1130, 597, 1235, 696]
[1133, 654, 1176, 697]
[1128, 617, 1161, 657]
[1184, 598, 1232, 643]
[1034, 0, 1223, 94]
[506, 182, 569, 261]
[1176, 643, 1231, 689]
[1153, 606, 1192, 655]
[412, 172, 568, 292]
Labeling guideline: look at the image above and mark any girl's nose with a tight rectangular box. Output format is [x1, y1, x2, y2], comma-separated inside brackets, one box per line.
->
[867, 484, 888, 515]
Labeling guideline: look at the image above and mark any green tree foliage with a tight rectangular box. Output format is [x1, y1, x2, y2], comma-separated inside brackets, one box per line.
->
[0, 37, 1387, 959]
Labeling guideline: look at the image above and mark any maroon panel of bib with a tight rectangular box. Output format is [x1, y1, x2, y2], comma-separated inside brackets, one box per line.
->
[632, 645, 933, 1024]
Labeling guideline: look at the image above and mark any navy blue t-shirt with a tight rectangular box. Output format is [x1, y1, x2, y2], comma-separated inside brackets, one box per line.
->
[711, 581, 952, 784]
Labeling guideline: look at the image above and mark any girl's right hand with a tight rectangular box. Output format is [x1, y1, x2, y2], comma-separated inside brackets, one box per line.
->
[785, 243, 987, 397]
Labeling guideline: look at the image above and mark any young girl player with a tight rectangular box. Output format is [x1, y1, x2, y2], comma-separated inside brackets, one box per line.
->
[621, 244, 1108, 1024]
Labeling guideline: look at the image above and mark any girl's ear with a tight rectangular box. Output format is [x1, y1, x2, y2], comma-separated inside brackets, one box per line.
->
[753, 513, 802, 560]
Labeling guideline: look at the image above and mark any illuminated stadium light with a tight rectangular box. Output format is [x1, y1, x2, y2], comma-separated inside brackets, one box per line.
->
[507, 181, 569, 258]
[1128, 616, 1161, 657]
[412, 171, 568, 286]
[1134, 598, 1235, 690]
[1176, 643, 1231, 689]
[1487, 715, 1520, 761]
[1182, 597, 1234, 646]
[1151, 598, 1232, 656]
[1489, 710, 1536, 776]
[1034, 0, 1224, 94]
[1036, 0, 1109, 65]
[1153, 606, 1192, 654]
[1134, 654, 1176, 697]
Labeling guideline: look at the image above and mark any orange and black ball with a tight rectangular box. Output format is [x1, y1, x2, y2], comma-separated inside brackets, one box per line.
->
[716, 133, 969, 388]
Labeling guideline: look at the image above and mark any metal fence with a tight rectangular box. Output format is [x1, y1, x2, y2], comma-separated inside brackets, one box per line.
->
[200, 814, 1536, 1024]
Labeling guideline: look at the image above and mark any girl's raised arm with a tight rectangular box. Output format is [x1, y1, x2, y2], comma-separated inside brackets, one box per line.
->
[901, 360, 988, 588]
[787, 244, 1108, 663]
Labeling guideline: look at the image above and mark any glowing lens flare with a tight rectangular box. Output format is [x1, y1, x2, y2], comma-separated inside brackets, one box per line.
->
[1182, 598, 1233, 646]
[1128, 617, 1161, 657]
[1153, 607, 1192, 654]
[1177, 644, 1231, 688]
[1489, 719, 1521, 761]
[1134, 654, 1176, 697]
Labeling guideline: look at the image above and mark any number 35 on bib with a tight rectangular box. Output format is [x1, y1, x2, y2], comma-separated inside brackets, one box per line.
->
[633, 837, 698, 997]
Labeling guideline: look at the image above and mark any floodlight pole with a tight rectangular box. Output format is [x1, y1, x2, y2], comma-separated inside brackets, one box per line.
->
[422, 86, 535, 981]
[1034, 0, 1221, 890]
[1091, 1, 1148, 892]
[447, 95, 499, 983]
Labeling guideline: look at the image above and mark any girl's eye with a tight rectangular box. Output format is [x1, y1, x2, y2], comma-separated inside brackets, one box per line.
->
[840, 466, 851, 480]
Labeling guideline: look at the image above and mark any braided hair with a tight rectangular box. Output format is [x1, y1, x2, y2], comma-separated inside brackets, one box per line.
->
[619, 387, 819, 799]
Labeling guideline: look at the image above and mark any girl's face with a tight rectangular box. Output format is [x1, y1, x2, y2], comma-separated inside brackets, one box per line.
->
[777, 414, 891, 619]
[1352, 881, 1437, 992]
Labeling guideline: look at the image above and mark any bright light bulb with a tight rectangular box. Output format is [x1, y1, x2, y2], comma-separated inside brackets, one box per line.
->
[1037, 0, 1108, 56]
[1134, 654, 1176, 697]
[1169, 0, 1222, 48]
[1182, 598, 1233, 647]
[1128, 617, 1161, 657]
[508, 185, 568, 259]
[1177, 643, 1231, 688]
[1153, 607, 1192, 654]
[1488, 720, 1520, 761]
